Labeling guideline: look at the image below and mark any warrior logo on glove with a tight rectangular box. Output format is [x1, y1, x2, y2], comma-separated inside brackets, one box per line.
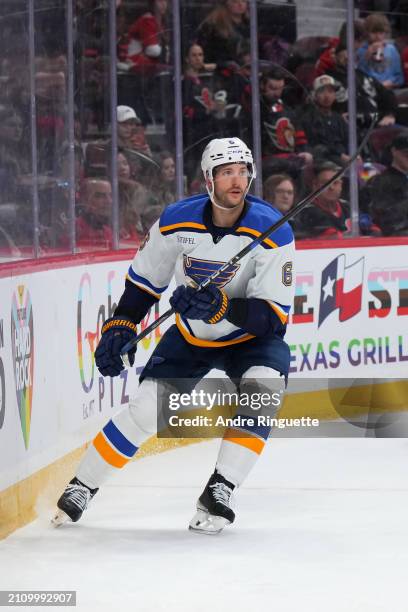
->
[94, 316, 138, 377]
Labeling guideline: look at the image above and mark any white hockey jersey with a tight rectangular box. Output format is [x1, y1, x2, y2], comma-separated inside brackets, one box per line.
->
[127, 194, 295, 347]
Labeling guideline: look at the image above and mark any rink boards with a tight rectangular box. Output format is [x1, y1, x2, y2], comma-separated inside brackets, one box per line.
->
[0, 241, 408, 537]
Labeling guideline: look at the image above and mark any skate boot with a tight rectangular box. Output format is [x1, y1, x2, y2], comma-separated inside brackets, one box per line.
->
[189, 470, 235, 535]
[52, 477, 99, 526]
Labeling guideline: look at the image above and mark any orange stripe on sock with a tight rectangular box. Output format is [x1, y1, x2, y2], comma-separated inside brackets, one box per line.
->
[223, 428, 265, 455]
[93, 432, 129, 468]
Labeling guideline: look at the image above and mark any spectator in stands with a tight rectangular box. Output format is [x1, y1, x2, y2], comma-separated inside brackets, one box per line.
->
[117, 105, 142, 150]
[0, 105, 26, 204]
[150, 151, 177, 209]
[128, 120, 153, 159]
[76, 178, 113, 248]
[35, 52, 67, 172]
[260, 68, 312, 178]
[296, 161, 380, 239]
[315, 19, 366, 76]
[357, 13, 404, 89]
[117, 150, 147, 245]
[184, 43, 216, 78]
[116, 105, 155, 185]
[117, 0, 170, 73]
[364, 134, 408, 235]
[302, 75, 350, 165]
[327, 43, 397, 132]
[263, 173, 296, 214]
[196, 0, 250, 66]
[183, 44, 244, 181]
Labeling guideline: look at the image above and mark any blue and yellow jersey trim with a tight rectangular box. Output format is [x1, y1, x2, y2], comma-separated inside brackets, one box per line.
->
[235, 226, 278, 249]
[241, 195, 294, 249]
[127, 266, 167, 299]
[176, 314, 255, 348]
[157, 193, 293, 247]
[160, 221, 207, 236]
[159, 195, 208, 235]
[268, 300, 291, 324]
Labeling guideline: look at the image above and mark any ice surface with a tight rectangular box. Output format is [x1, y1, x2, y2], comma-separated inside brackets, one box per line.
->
[1, 438, 408, 612]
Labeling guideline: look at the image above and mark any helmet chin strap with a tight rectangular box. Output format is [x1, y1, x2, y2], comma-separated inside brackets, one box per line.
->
[210, 194, 242, 211]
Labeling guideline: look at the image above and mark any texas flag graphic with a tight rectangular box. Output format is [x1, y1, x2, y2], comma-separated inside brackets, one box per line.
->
[318, 255, 364, 327]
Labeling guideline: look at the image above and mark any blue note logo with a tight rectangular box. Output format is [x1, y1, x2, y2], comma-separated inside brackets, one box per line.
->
[183, 255, 240, 288]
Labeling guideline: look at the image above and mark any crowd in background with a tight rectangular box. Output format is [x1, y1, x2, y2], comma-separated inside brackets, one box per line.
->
[1, 0, 408, 259]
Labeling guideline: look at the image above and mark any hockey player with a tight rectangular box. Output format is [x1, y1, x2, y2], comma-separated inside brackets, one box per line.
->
[54, 137, 295, 534]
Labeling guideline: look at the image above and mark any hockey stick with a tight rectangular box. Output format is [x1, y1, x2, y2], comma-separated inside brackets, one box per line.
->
[120, 114, 377, 358]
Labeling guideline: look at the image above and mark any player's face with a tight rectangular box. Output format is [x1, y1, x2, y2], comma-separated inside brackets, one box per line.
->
[212, 163, 249, 208]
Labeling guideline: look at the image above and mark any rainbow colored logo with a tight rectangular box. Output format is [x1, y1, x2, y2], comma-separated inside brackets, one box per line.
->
[11, 285, 34, 449]
[77, 273, 95, 393]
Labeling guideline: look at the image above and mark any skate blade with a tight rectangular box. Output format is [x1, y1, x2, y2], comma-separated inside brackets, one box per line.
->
[51, 509, 71, 527]
[188, 509, 230, 535]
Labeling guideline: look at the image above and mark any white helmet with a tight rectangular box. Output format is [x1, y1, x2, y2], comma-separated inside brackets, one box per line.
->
[201, 137, 256, 204]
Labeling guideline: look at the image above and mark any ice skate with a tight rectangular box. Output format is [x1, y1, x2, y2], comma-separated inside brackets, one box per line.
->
[189, 471, 235, 535]
[52, 478, 98, 526]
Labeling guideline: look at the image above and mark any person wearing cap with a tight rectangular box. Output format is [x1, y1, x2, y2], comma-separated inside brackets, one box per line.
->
[295, 161, 380, 239]
[117, 105, 141, 148]
[117, 105, 153, 163]
[326, 43, 397, 134]
[363, 134, 408, 236]
[301, 75, 350, 166]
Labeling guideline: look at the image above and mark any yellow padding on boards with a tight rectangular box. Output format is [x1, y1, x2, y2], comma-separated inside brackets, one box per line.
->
[93, 432, 129, 468]
[281, 380, 408, 421]
[0, 446, 86, 540]
[223, 428, 265, 455]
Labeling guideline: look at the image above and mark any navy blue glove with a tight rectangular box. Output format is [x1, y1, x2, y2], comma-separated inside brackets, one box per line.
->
[169, 284, 230, 324]
[94, 316, 137, 377]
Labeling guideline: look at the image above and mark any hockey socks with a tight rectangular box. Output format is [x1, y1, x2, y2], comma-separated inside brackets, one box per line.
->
[77, 379, 158, 490]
